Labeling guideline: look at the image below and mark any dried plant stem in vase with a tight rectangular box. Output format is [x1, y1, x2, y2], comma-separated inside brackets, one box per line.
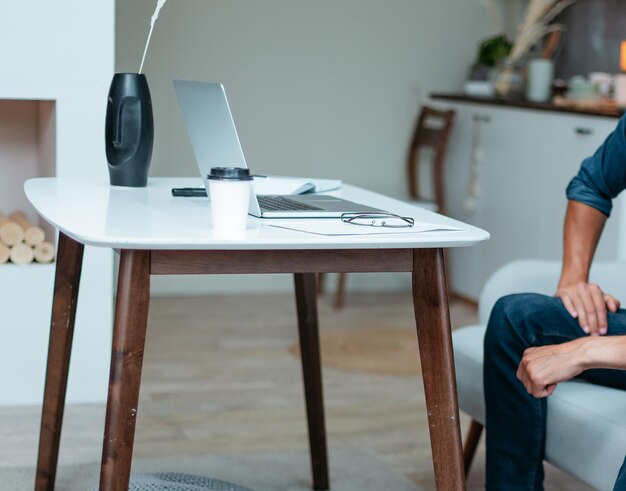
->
[139, 0, 169, 74]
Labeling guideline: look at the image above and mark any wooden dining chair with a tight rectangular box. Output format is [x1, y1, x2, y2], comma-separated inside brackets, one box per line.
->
[332, 106, 456, 309]
[406, 106, 456, 215]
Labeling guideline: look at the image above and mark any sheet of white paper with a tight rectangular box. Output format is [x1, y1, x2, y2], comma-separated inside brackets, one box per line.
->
[268, 220, 461, 236]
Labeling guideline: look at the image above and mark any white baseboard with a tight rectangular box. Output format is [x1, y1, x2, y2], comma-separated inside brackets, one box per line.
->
[150, 272, 412, 296]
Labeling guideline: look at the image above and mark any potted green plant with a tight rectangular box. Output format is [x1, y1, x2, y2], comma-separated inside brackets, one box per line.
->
[469, 34, 513, 81]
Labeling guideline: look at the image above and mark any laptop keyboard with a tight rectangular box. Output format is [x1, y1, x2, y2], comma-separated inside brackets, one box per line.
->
[258, 195, 323, 212]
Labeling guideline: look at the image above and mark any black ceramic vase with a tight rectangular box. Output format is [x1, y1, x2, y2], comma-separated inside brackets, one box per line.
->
[105, 73, 154, 187]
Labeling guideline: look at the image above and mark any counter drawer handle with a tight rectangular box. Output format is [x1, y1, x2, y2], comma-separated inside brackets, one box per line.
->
[473, 114, 491, 123]
[575, 127, 594, 135]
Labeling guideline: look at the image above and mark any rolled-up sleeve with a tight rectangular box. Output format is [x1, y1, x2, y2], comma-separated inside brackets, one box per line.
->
[566, 114, 626, 217]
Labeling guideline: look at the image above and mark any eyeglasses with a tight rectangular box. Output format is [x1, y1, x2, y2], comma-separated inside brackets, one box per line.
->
[341, 212, 415, 228]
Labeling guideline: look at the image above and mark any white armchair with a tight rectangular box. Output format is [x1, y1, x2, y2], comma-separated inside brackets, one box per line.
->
[453, 260, 626, 491]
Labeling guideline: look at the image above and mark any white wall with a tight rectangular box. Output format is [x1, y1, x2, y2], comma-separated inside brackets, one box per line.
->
[117, 0, 498, 295]
[0, 0, 115, 405]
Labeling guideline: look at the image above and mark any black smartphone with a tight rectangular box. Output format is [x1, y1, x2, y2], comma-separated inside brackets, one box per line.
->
[171, 187, 207, 197]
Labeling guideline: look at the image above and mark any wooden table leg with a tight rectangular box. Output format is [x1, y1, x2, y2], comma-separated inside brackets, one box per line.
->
[334, 272, 347, 310]
[294, 273, 329, 491]
[99, 250, 150, 491]
[35, 233, 84, 491]
[412, 248, 465, 490]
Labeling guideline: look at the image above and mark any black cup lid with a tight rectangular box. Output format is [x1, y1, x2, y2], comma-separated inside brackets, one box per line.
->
[206, 167, 254, 181]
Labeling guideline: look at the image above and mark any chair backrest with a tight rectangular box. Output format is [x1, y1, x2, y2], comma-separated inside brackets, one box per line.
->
[407, 106, 455, 214]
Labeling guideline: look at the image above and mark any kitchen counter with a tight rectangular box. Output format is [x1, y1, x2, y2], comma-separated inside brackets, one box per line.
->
[431, 93, 623, 119]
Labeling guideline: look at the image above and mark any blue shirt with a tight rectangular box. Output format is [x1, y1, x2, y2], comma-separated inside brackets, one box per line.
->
[566, 114, 626, 217]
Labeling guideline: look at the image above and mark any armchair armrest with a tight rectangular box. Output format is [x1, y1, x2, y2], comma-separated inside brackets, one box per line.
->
[478, 260, 626, 325]
[478, 260, 561, 325]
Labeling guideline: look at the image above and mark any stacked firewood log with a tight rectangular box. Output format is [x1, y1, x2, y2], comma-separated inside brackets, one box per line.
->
[0, 212, 55, 265]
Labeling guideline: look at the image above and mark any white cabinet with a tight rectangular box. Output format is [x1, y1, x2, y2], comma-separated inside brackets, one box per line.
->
[438, 101, 622, 300]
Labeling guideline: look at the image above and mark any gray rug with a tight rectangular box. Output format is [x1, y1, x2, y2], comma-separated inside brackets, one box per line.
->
[0, 448, 420, 491]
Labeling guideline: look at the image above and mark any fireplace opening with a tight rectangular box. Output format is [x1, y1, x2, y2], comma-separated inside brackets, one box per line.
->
[0, 99, 56, 265]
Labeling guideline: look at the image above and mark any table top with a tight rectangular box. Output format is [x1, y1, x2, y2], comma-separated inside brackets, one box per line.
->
[25, 178, 489, 250]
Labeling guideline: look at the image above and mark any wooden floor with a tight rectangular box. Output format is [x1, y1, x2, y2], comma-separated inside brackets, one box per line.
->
[0, 289, 591, 490]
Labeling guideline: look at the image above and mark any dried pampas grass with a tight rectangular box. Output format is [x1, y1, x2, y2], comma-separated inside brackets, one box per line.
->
[139, 0, 169, 74]
[495, 0, 576, 95]
[478, 0, 504, 33]
[509, 0, 574, 64]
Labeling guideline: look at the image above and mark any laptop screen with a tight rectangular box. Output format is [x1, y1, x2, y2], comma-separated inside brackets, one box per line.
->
[173, 80, 248, 179]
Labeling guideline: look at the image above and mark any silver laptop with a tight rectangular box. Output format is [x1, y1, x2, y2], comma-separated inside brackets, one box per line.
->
[173, 79, 384, 218]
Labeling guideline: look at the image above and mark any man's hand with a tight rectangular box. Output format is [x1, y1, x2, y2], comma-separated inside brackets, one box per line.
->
[516, 340, 588, 398]
[556, 282, 620, 336]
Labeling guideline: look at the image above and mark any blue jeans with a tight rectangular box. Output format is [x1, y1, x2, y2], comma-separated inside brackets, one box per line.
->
[483, 293, 626, 490]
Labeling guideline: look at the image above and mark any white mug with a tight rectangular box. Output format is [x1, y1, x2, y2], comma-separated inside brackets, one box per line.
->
[526, 59, 554, 103]
[615, 74, 626, 108]
[590, 72, 613, 98]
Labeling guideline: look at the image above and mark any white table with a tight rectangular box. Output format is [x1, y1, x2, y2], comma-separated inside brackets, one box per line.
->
[26, 177, 489, 491]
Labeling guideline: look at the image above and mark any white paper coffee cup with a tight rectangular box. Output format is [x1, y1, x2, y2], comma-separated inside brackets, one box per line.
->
[207, 167, 253, 232]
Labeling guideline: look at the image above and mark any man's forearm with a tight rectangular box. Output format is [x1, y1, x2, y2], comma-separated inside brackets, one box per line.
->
[518, 336, 626, 398]
[558, 200, 607, 287]
[580, 336, 626, 370]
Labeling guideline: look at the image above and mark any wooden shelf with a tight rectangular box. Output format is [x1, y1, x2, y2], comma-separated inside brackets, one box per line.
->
[431, 93, 624, 119]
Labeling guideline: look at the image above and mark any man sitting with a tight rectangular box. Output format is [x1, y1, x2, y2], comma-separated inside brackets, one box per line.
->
[484, 114, 626, 490]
